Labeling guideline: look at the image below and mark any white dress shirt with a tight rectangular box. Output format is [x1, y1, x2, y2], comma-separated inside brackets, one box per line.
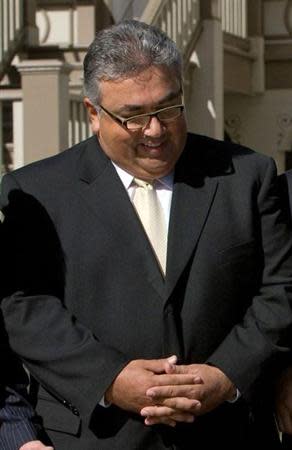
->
[112, 162, 174, 230]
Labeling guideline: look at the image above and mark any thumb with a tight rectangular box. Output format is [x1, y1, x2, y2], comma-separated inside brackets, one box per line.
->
[164, 355, 178, 373]
[145, 355, 178, 373]
[167, 355, 178, 365]
[19, 442, 54, 450]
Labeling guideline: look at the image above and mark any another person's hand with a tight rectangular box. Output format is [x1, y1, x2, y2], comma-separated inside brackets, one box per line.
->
[19, 441, 54, 450]
[105, 356, 201, 427]
[275, 367, 292, 434]
[140, 363, 236, 425]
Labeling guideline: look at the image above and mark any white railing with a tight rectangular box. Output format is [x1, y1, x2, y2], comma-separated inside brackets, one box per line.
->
[221, 0, 247, 38]
[0, 91, 23, 174]
[0, 0, 24, 78]
[1, 94, 92, 174]
[141, 0, 200, 58]
[69, 96, 91, 147]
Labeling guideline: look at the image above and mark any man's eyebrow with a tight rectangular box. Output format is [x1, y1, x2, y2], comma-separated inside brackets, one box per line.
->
[116, 89, 182, 114]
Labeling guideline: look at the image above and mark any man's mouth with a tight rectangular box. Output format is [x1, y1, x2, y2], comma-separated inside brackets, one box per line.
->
[143, 141, 163, 147]
[139, 141, 165, 150]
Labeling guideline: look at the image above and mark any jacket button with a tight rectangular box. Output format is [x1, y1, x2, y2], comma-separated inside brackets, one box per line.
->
[72, 407, 79, 416]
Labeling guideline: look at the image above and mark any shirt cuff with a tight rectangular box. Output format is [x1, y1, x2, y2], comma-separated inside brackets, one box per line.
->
[227, 388, 241, 403]
[99, 396, 111, 408]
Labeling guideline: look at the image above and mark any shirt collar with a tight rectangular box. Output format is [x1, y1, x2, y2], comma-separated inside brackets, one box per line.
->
[112, 162, 173, 190]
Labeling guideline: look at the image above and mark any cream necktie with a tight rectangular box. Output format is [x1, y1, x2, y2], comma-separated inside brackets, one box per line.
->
[132, 178, 167, 274]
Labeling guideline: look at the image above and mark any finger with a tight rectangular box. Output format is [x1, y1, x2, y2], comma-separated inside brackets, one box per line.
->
[167, 364, 202, 380]
[159, 396, 201, 412]
[19, 442, 54, 450]
[144, 356, 178, 374]
[147, 384, 202, 400]
[152, 374, 199, 386]
[144, 415, 176, 427]
[141, 406, 195, 423]
[167, 355, 178, 365]
[166, 364, 188, 374]
[164, 361, 203, 382]
[164, 355, 178, 374]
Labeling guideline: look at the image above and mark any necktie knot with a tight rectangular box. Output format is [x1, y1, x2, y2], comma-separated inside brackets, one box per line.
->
[133, 178, 154, 190]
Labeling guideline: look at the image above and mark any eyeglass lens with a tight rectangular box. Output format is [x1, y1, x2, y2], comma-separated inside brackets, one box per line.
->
[126, 106, 183, 130]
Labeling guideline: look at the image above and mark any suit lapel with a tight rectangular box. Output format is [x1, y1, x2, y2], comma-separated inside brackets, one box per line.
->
[165, 174, 218, 299]
[165, 133, 234, 300]
[76, 137, 166, 299]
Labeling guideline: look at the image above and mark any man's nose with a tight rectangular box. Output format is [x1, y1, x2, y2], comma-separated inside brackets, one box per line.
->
[143, 116, 165, 136]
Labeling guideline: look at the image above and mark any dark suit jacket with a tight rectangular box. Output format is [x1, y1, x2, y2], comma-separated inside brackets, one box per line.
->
[285, 169, 292, 213]
[0, 225, 39, 450]
[279, 170, 292, 450]
[0, 133, 291, 449]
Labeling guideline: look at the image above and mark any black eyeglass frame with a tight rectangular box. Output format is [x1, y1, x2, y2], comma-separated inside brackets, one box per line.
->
[98, 103, 185, 130]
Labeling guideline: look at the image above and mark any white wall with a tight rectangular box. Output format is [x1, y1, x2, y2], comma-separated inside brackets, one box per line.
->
[225, 89, 292, 173]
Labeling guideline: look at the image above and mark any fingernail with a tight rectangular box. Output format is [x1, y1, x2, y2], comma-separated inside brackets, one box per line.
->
[167, 355, 177, 364]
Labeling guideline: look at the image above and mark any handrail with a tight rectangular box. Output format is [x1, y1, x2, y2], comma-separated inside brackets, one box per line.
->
[141, 0, 248, 62]
[0, 0, 26, 80]
[69, 95, 92, 146]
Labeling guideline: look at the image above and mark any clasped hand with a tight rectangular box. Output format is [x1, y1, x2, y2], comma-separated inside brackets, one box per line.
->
[19, 441, 54, 450]
[105, 356, 236, 427]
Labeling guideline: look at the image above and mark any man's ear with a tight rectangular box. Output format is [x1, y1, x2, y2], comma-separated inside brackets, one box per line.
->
[84, 97, 100, 134]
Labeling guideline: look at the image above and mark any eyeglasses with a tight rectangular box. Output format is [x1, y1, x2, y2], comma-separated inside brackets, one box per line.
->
[98, 103, 185, 130]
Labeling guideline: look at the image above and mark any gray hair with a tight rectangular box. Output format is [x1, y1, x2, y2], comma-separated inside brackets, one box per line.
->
[83, 19, 182, 106]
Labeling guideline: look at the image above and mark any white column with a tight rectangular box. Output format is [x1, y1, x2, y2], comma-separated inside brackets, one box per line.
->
[16, 59, 72, 164]
[185, 15, 223, 139]
[0, 101, 3, 175]
[12, 100, 24, 169]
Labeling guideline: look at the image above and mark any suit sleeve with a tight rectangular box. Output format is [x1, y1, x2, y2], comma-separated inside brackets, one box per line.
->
[208, 157, 292, 395]
[0, 173, 129, 419]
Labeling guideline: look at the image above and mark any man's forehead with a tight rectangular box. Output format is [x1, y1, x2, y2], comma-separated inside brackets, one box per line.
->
[99, 74, 182, 112]
[119, 88, 182, 111]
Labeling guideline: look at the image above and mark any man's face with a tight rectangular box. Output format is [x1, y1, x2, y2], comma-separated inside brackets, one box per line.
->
[85, 66, 187, 180]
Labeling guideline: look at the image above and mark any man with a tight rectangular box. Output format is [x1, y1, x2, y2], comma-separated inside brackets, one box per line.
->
[0, 19, 291, 449]
[275, 170, 292, 448]
[0, 385, 53, 450]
